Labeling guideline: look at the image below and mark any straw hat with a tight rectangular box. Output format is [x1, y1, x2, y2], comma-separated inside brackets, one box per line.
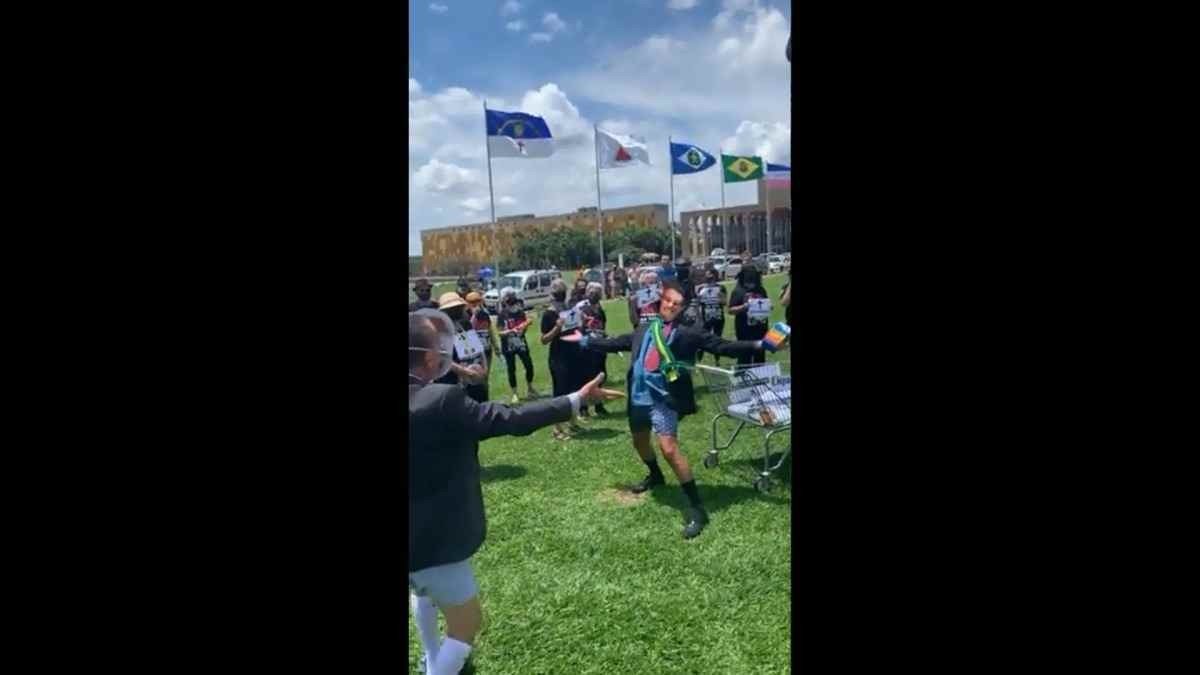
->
[437, 292, 467, 310]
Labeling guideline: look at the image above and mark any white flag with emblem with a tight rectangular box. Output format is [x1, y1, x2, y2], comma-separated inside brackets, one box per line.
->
[596, 128, 650, 169]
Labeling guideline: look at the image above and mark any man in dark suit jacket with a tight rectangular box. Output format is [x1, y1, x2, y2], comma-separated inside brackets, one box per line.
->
[562, 280, 784, 539]
[408, 311, 622, 675]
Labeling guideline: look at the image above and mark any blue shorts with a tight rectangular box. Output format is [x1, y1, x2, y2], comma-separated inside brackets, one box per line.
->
[629, 401, 679, 437]
[408, 558, 478, 608]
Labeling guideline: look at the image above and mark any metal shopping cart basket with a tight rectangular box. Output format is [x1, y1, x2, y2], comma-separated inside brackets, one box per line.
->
[694, 361, 792, 493]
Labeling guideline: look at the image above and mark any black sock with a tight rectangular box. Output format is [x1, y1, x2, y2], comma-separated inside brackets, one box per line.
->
[644, 459, 664, 480]
[680, 480, 703, 509]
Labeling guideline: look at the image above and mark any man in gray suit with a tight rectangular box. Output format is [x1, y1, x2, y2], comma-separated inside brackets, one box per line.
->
[408, 310, 622, 675]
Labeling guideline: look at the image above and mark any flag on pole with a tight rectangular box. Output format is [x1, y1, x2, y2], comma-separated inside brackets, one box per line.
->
[596, 128, 650, 168]
[722, 154, 764, 182]
[486, 108, 555, 158]
[765, 162, 791, 188]
[670, 142, 717, 174]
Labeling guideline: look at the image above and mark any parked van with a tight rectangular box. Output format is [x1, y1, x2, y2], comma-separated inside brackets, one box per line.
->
[483, 269, 562, 313]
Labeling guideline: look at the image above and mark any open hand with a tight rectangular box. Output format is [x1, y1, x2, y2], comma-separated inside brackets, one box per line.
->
[577, 373, 624, 404]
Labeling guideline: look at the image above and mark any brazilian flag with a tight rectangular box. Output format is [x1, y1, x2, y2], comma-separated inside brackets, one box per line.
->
[722, 154, 764, 183]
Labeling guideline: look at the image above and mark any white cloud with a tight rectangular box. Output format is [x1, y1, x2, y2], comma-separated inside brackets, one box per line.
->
[429, 3, 448, 13]
[498, 196, 517, 206]
[722, 120, 790, 165]
[542, 12, 567, 32]
[409, 78, 422, 97]
[506, 20, 526, 31]
[667, 0, 699, 9]
[412, 158, 484, 195]
[529, 32, 552, 43]
[562, 4, 790, 123]
[459, 197, 489, 213]
[500, 0, 522, 16]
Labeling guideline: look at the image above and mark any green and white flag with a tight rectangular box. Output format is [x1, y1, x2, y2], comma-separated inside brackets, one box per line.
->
[722, 154, 764, 182]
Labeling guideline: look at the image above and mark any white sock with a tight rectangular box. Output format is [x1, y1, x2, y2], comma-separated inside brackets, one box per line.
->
[431, 637, 472, 675]
[410, 593, 441, 665]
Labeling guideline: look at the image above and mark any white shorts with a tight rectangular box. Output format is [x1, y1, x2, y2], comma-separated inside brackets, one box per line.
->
[408, 558, 478, 607]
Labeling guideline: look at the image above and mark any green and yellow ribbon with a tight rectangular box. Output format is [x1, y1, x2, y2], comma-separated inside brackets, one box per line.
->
[649, 318, 683, 382]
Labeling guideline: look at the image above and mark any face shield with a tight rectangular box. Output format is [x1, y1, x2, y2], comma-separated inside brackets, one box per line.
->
[410, 309, 456, 383]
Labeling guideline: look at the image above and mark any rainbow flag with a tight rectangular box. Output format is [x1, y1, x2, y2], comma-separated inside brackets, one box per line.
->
[762, 321, 791, 352]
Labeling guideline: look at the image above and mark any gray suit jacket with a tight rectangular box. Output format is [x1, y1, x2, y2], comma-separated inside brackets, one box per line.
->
[408, 380, 573, 572]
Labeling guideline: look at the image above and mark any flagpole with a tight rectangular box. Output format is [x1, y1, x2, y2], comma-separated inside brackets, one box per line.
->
[719, 147, 727, 253]
[594, 125, 605, 273]
[668, 136, 676, 262]
[764, 164, 772, 255]
[484, 99, 499, 281]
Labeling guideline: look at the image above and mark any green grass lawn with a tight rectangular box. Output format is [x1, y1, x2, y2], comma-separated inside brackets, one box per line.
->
[409, 273, 793, 675]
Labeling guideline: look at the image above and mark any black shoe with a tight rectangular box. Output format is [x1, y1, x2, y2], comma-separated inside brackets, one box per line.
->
[630, 473, 665, 494]
[682, 507, 709, 539]
[595, 404, 608, 416]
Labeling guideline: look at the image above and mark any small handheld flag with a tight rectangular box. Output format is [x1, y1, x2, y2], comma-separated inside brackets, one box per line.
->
[762, 321, 791, 352]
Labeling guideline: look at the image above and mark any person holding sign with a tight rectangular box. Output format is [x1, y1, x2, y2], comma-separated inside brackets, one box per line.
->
[434, 293, 491, 403]
[694, 268, 728, 366]
[497, 288, 538, 404]
[728, 265, 771, 366]
[561, 280, 782, 539]
[464, 292, 500, 365]
[541, 279, 583, 440]
[628, 270, 662, 326]
[579, 282, 610, 417]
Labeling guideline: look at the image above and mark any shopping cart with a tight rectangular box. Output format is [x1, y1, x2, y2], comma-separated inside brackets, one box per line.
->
[694, 361, 792, 493]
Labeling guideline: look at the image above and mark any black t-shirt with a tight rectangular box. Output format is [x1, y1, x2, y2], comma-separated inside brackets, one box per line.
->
[497, 305, 530, 354]
[541, 300, 580, 364]
[696, 282, 726, 326]
[730, 284, 769, 339]
[434, 315, 488, 388]
[468, 308, 493, 355]
[580, 300, 607, 336]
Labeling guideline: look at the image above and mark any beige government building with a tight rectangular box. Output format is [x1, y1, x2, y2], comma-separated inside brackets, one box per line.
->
[418, 182, 791, 274]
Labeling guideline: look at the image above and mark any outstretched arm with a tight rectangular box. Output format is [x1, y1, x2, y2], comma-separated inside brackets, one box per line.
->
[572, 332, 633, 353]
[456, 374, 624, 440]
[696, 330, 766, 357]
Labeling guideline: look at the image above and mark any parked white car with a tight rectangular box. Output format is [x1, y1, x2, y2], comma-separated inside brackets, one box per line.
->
[722, 257, 744, 280]
[767, 254, 788, 274]
[483, 269, 562, 313]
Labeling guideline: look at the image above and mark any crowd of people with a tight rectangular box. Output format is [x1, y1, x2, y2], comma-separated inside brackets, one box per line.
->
[408, 257, 791, 674]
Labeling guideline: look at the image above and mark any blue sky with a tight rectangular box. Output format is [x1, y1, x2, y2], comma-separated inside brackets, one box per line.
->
[410, 0, 792, 254]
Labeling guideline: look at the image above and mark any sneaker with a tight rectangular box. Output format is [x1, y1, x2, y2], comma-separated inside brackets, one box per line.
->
[526, 385, 540, 399]
[682, 507, 709, 539]
[510, 393, 520, 405]
[630, 473, 665, 494]
[594, 404, 608, 417]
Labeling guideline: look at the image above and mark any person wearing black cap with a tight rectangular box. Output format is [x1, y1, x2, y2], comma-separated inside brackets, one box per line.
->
[410, 278, 439, 312]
